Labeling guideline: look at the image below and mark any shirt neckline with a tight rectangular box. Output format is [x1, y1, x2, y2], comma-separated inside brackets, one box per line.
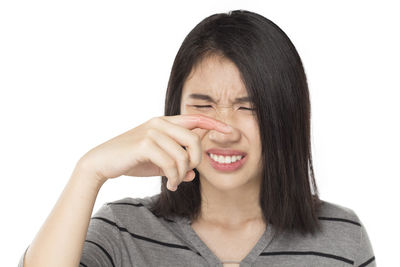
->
[175, 215, 275, 267]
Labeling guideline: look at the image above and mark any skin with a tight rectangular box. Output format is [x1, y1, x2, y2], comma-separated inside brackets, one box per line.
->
[180, 54, 265, 228]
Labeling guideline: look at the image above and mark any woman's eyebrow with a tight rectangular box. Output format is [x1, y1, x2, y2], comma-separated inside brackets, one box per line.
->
[188, 93, 251, 103]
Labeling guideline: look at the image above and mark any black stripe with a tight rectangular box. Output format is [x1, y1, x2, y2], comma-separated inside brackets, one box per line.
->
[318, 216, 361, 226]
[79, 263, 88, 267]
[162, 217, 176, 222]
[109, 202, 144, 207]
[359, 256, 375, 267]
[91, 216, 201, 256]
[85, 239, 115, 267]
[260, 251, 354, 265]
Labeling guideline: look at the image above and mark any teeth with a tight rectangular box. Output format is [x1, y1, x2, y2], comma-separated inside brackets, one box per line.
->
[209, 153, 243, 164]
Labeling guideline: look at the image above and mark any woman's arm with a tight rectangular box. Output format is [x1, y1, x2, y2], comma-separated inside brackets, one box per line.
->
[21, 114, 226, 266]
[23, 162, 105, 267]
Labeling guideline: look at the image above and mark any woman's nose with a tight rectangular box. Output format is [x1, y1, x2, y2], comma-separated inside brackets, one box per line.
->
[207, 106, 241, 142]
[208, 121, 240, 143]
[209, 126, 240, 143]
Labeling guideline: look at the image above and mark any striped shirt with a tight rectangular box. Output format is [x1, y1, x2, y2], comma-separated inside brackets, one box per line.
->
[18, 193, 376, 266]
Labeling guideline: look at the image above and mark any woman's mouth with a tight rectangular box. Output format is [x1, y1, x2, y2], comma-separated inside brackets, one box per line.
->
[206, 152, 247, 171]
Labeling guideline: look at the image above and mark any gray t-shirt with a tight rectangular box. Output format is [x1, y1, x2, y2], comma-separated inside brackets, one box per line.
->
[18, 193, 376, 266]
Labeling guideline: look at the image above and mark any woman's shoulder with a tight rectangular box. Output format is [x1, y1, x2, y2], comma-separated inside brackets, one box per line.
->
[317, 199, 362, 226]
[93, 193, 176, 229]
[310, 199, 366, 246]
[100, 193, 161, 219]
[274, 199, 367, 251]
[316, 199, 376, 266]
[271, 199, 376, 266]
[105, 193, 160, 208]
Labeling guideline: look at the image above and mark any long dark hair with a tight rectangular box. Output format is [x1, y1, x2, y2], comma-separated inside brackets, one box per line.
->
[149, 9, 322, 237]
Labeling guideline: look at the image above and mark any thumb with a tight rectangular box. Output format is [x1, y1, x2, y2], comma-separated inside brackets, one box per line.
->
[182, 169, 196, 182]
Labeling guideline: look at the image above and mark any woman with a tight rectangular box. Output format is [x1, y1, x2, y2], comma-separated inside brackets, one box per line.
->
[19, 10, 376, 267]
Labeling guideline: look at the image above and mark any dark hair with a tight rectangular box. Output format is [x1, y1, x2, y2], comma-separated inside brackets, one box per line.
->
[149, 9, 322, 237]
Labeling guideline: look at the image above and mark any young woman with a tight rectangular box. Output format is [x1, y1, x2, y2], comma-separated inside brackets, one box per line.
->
[19, 10, 376, 267]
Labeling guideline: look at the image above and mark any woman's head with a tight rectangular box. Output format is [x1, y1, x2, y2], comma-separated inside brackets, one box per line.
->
[150, 9, 322, 236]
[180, 54, 263, 194]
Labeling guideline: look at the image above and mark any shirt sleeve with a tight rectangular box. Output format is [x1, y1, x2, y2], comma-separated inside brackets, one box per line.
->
[18, 245, 29, 267]
[354, 215, 376, 267]
[79, 202, 124, 267]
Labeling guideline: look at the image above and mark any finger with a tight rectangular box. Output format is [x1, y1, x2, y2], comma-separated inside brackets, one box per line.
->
[149, 118, 202, 170]
[163, 114, 233, 133]
[147, 128, 190, 186]
[142, 138, 180, 191]
[190, 127, 210, 141]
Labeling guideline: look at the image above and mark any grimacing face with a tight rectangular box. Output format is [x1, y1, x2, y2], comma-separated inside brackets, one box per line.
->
[180, 55, 263, 192]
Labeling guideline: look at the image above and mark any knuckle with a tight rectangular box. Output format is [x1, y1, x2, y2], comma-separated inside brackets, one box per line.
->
[148, 117, 158, 126]
[139, 137, 153, 149]
[146, 128, 157, 138]
[148, 117, 160, 127]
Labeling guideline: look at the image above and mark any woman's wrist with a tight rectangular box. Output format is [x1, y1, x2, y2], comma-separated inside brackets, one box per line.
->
[72, 159, 107, 193]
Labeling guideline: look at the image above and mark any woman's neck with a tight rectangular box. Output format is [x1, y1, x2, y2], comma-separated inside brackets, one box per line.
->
[197, 180, 264, 228]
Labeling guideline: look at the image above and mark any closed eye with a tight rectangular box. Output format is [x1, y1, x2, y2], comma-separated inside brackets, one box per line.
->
[192, 105, 254, 111]
[193, 105, 212, 108]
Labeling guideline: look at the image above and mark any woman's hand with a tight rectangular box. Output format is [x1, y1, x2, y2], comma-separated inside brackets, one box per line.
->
[77, 114, 233, 190]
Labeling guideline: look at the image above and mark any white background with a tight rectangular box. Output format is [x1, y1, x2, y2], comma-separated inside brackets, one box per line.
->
[1, 1, 398, 266]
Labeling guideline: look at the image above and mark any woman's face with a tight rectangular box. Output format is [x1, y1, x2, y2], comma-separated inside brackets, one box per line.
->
[180, 55, 263, 191]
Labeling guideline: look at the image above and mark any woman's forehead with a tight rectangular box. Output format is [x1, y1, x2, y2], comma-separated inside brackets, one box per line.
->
[182, 56, 248, 101]
[183, 93, 251, 105]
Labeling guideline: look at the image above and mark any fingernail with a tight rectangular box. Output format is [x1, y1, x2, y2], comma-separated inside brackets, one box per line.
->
[185, 170, 194, 180]
[169, 182, 178, 191]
